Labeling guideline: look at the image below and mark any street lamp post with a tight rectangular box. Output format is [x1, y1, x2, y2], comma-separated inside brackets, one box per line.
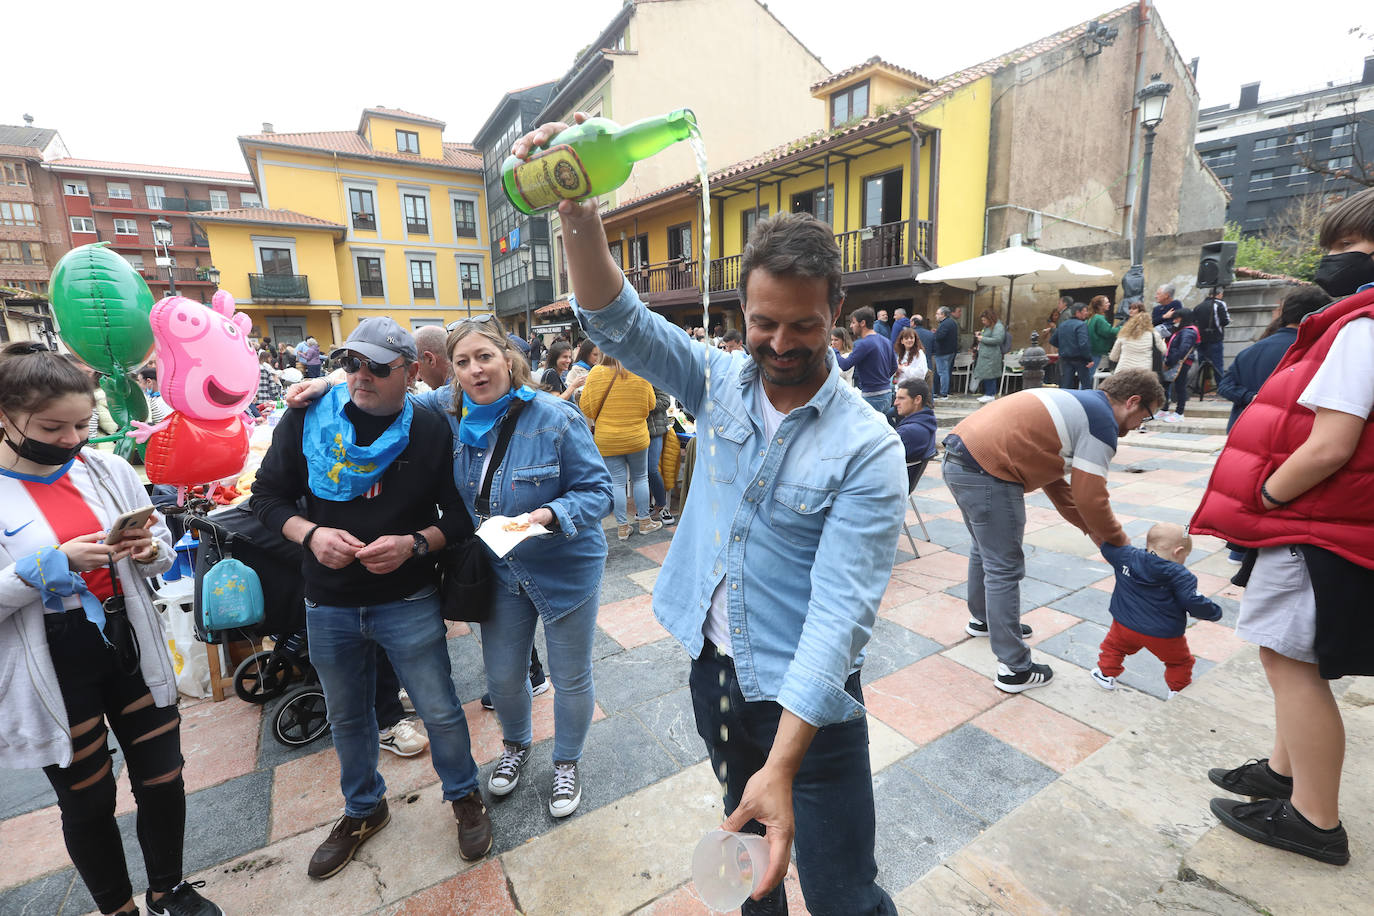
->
[151, 218, 176, 296]
[517, 245, 533, 338]
[204, 265, 221, 289]
[1125, 74, 1173, 304]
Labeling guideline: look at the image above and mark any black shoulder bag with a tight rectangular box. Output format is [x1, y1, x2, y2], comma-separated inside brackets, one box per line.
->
[439, 399, 527, 623]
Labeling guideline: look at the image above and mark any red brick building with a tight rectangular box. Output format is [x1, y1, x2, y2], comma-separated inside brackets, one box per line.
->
[45, 160, 257, 303]
[0, 121, 70, 296]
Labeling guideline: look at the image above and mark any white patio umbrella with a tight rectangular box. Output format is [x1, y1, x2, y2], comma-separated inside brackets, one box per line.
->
[918, 243, 1115, 328]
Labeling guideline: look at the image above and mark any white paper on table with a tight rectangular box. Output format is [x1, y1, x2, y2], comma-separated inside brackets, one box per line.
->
[476, 514, 550, 559]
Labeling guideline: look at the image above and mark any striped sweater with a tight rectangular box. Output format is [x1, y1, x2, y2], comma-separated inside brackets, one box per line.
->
[949, 388, 1127, 546]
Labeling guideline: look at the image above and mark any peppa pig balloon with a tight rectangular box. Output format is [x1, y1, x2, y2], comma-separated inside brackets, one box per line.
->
[151, 290, 258, 419]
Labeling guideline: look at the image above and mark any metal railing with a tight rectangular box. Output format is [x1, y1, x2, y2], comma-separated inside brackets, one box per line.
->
[248, 273, 310, 300]
[160, 197, 212, 212]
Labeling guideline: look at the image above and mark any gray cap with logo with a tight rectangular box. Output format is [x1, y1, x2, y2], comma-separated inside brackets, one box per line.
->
[330, 317, 417, 364]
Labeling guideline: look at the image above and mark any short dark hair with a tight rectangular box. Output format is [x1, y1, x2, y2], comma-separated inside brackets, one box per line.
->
[739, 212, 844, 311]
[139, 366, 159, 382]
[0, 342, 95, 417]
[898, 377, 931, 406]
[1071, 301, 1089, 317]
[722, 328, 743, 343]
[1319, 186, 1374, 249]
[850, 306, 876, 329]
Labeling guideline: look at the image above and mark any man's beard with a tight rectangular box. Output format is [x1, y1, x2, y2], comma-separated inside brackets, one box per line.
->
[750, 343, 826, 387]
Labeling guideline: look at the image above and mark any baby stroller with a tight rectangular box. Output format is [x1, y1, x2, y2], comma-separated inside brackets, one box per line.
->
[188, 503, 330, 747]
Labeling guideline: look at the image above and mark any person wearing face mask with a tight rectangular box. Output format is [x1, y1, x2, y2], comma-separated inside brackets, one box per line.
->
[1192, 186, 1374, 868]
[0, 343, 223, 916]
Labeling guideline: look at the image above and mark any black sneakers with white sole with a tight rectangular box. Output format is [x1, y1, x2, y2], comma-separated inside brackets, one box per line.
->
[995, 662, 1054, 693]
[966, 619, 1034, 638]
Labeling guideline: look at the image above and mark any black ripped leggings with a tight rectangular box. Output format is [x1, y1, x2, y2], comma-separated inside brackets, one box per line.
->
[42, 609, 186, 915]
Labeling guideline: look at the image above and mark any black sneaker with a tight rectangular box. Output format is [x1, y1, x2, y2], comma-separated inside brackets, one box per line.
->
[480, 692, 495, 711]
[146, 881, 224, 916]
[530, 668, 550, 697]
[488, 740, 530, 796]
[1208, 758, 1293, 800]
[1210, 797, 1349, 865]
[966, 619, 1034, 638]
[995, 662, 1054, 693]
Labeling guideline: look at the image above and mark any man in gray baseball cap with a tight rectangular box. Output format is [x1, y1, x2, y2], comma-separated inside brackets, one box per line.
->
[253, 315, 494, 879]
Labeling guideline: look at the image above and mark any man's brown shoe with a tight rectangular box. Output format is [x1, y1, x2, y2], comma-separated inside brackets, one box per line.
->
[452, 789, 493, 860]
[307, 799, 390, 879]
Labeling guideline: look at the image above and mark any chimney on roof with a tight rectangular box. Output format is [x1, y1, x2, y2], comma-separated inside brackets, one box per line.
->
[1189, 57, 1199, 79]
[1363, 56, 1374, 86]
[22, 113, 34, 127]
[1238, 82, 1260, 110]
[262, 122, 274, 134]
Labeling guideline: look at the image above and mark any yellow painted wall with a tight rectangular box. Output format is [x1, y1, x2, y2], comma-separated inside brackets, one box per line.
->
[361, 115, 445, 160]
[203, 222, 341, 304]
[604, 199, 699, 266]
[914, 76, 992, 264]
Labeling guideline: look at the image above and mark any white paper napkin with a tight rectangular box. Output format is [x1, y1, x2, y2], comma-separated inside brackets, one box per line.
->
[476, 514, 550, 559]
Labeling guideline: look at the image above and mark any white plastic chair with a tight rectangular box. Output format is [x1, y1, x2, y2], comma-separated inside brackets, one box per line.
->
[951, 352, 974, 394]
[903, 457, 933, 557]
[999, 351, 1024, 396]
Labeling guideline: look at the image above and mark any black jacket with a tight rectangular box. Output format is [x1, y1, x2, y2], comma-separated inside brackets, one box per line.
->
[933, 316, 960, 356]
[251, 402, 471, 606]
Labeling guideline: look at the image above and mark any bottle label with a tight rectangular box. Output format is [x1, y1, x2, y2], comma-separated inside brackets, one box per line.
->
[511, 145, 591, 210]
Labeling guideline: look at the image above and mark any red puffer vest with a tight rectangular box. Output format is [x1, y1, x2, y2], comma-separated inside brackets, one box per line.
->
[1191, 287, 1374, 569]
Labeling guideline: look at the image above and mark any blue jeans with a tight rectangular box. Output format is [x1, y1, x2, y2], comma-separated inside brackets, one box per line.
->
[690, 645, 896, 916]
[480, 586, 598, 761]
[933, 353, 954, 396]
[604, 447, 651, 524]
[980, 377, 998, 397]
[943, 459, 1031, 671]
[1062, 358, 1095, 390]
[861, 389, 893, 417]
[1198, 340, 1225, 377]
[307, 589, 479, 817]
[646, 434, 668, 510]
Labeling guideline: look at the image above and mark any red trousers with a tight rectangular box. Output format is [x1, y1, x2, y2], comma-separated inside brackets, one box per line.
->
[1097, 620, 1196, 692]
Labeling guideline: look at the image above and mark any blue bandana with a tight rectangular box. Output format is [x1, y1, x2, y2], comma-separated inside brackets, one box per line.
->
[458, 385, 536, 447]
[15, 546, 111, 643]
[573, 360, 591, 371]
[303, 385, 413, 501]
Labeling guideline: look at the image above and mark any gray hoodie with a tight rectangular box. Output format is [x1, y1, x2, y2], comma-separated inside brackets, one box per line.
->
[0, 449, 176, 769]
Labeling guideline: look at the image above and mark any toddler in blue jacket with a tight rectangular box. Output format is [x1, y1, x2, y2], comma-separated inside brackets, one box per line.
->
[1093, 523, 1223, 696]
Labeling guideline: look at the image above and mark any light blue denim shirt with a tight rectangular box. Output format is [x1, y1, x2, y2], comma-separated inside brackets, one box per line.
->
[411, 386, 613, 623]
[574, 277, 907, 726]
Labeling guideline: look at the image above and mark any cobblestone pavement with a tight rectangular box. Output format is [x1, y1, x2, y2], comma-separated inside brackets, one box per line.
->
[1, 439, 1253, 915]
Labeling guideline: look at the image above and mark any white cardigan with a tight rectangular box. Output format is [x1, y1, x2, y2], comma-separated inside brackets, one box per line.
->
[0, 449, 176, 769]
[1109, 330, 1166, 374]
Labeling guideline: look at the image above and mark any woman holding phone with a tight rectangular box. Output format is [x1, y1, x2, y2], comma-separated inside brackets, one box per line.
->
[0, 343, 222, 916]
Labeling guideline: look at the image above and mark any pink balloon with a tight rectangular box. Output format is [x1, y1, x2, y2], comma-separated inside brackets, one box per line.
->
[151, 290, 257, 420]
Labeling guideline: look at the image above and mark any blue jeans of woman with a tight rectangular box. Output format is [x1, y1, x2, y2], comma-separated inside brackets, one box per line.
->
[690, 644, 896, 916]
[307, 588, 479, 818]
[604, 447, 651, 524]
[646, 433, 669, 511]
[1169, 363, 1192, 415]
[981, 377, 998, 397]
[480, 585, 598, 761]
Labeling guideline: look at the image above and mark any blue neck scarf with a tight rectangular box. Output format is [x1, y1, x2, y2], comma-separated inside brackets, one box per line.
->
[573, 360, 591, 371]
[303, 385, 413, 500]
[458, 385, 535, 447]
[15, 546, 110, 643]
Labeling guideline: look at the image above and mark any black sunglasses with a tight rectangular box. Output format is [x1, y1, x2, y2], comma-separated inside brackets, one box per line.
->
[446, 314, 498, 332]
[340, 354, 404, 378]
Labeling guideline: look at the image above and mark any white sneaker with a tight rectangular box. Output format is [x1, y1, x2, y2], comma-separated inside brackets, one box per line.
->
[1163, 412, 1183, 423]
[379, 717, 428, 757]
[549, 761, 582, 817]
[1090, 666, 1117, 690]
[1168, 689, 1181, 699]
[977, 395, 995, 403]
[398, 688, 414, 714]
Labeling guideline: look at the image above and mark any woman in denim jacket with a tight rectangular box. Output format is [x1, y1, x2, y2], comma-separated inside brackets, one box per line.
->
[412, 318, 612, 819]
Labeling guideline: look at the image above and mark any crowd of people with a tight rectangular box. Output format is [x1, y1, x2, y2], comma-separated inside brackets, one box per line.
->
[3, 124, 1370, 915]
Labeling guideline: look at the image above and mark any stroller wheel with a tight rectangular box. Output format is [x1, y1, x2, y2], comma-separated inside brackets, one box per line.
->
[273, 684, 330, 747]
[234, 650, 293, 704]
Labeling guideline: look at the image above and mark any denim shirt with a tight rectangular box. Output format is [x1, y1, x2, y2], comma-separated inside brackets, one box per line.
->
[411, 386, 613, 622]
[574, 276, 907, 726]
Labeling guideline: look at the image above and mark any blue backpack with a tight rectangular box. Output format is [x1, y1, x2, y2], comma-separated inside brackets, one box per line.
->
[200, 558, 265, 631]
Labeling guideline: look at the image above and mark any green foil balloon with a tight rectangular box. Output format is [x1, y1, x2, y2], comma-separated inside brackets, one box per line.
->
[50, 242, 155, 375]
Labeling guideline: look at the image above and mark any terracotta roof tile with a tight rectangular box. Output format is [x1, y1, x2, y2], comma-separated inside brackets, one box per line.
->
[44, 158, 253, 183]
[192, 208, 346, 230]
[810, 56, 934, 93]
[240, 130, 481, 171]
[361, 107, 446, 127]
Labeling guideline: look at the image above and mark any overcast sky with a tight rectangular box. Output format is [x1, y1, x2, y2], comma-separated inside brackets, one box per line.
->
[8, 0, 1369, 173]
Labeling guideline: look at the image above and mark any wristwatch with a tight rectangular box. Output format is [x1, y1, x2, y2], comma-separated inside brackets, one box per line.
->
[411, 533, 430, 557]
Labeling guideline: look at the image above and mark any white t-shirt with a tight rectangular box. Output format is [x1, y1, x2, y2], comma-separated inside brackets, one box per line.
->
[701, 381, 789, 657]
[1298, 317, 1374, 420]
[896, 351, 928, 383]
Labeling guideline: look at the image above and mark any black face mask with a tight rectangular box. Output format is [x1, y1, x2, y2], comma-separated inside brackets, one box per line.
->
[1314, 251, 1374, 298]
[2, 428, 87, 467]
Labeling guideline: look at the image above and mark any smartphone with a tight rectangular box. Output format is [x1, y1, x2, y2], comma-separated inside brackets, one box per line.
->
[105, 505, 155, 546]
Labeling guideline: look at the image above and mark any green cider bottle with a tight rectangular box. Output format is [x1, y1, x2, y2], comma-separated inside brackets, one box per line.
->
[502, 108, 697, 215]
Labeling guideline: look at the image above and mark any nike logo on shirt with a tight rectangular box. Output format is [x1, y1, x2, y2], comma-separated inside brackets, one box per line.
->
[4, 520, 34, 537]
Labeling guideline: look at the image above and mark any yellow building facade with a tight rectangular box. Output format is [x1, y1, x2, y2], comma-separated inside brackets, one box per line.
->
[197, 108, 492, 348]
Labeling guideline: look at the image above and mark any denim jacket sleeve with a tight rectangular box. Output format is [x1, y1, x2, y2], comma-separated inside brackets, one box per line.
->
[543, 402, 613, 538]
[776, 430, 907, 726]
[573, 275, 733, 417]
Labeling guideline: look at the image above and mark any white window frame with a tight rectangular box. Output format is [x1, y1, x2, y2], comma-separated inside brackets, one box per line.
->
[397, 129, 420, 154]
[63, 179, 89, 196]
[240, 192, 262, 208]
[408, 255, 437, 302]
[106, 181, 132, 200]
[124, 253, 145, 270]
[450, 192, 480, 243]
[145, 185, 166, 209]
[70, 216, 96, 233]
[351, 247, 389, 301]
[456, 257, 484, 301]
[209, 190, 229, 209]
[251, 235, 298, 275]
[113, 218, 139, 236]
[401, 187, 431, 237]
